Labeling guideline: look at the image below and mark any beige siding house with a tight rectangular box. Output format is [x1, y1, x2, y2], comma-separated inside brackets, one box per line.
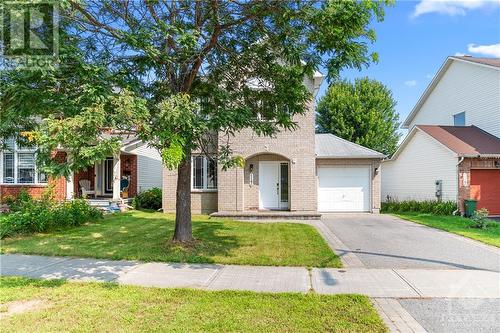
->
[163, 73, 385, 217]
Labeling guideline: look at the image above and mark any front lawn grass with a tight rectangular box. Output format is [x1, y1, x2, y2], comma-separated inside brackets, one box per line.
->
[0, 276, 387, 333]
[393, 213, 500, 247]
[0, 210, 340, 267]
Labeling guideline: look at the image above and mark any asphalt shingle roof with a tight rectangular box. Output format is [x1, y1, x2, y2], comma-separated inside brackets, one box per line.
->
[452, 56, 500, 68]
[315, 133, 385, 159]
[417, 125, 500, 157]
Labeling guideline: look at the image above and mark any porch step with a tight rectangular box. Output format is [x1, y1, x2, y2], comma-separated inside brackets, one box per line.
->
[87, 199, 112, 207]
[210, 211, 322, 220]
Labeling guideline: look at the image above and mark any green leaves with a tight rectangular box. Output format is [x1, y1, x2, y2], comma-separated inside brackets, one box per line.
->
[144, 94, 202, 169]
[3, 0, 392, 177]
[317, 77, 401, 155]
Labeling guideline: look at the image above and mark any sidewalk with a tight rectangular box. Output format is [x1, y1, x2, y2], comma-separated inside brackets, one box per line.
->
[1, 254, 499, 298]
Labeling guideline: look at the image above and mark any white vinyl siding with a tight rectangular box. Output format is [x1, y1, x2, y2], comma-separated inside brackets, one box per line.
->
[128, 143, 163, 192]
[382, 130, 458, 202]
[408, 61, 500, 137]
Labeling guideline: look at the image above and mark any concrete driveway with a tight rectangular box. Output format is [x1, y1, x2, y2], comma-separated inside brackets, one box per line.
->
[321, 214, 500, 272]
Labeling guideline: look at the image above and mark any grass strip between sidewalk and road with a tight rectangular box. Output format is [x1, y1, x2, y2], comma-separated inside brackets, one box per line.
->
[392, 213, 500, 248]
[0, 276, 387, 333]
[0, 210, 340, 267]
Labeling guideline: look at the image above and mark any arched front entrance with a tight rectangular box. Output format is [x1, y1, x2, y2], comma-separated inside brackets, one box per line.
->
[244, 153, 290, 211]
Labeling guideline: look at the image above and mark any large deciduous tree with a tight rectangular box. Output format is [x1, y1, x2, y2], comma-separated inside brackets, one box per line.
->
[3, 0, 392, 242]
[317, 77, 400, 155]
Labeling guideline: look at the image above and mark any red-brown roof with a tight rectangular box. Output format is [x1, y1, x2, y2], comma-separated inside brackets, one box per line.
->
[452, 56, 500, 68]
[417, 125, 500, 156]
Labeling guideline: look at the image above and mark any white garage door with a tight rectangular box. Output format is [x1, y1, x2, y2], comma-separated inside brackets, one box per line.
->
[318, 166, 370, 212]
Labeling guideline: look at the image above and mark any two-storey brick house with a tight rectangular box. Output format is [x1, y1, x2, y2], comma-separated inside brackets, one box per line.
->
[163, 72, 385, 217]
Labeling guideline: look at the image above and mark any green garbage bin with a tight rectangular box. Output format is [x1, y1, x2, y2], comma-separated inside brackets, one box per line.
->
[464, 199, 477, 217]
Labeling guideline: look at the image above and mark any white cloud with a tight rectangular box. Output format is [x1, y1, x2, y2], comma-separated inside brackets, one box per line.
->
[412, 0, 497, 18]
[425, 73, 434, 79]
[467, 43, 500, 57]
[404, 80, 417, 87]
[454, 52, 466, 56]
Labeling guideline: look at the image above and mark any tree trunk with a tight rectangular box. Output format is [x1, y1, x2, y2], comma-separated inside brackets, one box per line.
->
[173, 152, 193, 242]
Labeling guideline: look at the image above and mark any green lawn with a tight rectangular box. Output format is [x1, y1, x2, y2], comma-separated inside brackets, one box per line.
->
[0, 276, 386, 333]
[0, 210, 340, 267]
[393, 213, 500, 247]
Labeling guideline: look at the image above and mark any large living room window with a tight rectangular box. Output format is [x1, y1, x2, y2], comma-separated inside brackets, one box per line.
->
[192, 155, 217, 191]
[0, 138, 47, 184]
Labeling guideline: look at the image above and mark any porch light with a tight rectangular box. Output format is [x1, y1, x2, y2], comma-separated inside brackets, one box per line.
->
[249, 164, 254, 186]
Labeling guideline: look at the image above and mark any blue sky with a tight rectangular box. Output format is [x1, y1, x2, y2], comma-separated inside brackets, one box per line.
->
[317, 0, 500, 135]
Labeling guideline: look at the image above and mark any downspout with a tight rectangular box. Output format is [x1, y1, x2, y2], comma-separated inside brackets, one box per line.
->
[455, 156, 465, 216]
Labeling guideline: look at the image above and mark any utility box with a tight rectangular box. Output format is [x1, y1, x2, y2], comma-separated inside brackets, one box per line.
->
[435, 180, 442, 199]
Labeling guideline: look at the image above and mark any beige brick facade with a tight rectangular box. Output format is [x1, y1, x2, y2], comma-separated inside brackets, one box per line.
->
[162, 76, 383, 215]
[217, 98, 317, 213]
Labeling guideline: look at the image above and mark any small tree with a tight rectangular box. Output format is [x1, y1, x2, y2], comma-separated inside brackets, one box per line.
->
[317, 77, 400, 155]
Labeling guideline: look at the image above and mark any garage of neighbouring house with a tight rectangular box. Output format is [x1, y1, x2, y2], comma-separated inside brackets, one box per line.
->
[470, 169, 500, 215]
[315, 134, 385, 213]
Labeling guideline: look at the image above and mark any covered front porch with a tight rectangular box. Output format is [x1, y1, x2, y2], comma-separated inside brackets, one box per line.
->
[67, 153, 137, 202]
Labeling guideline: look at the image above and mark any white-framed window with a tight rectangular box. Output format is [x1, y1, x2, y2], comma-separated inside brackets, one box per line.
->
[453, 112, 465, 126]
[0, 138, 47, 185]
[191, 155, 217, 191]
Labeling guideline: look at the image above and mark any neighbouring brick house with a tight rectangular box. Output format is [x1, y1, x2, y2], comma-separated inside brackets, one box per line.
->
[0, 137, 163, 202]
[163, 72, 385, 217]
[382, 56, 500, 216]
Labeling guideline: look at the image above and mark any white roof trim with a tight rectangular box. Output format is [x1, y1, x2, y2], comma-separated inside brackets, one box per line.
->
[402, 56, 500, 129]
[121, 139, 146, 151]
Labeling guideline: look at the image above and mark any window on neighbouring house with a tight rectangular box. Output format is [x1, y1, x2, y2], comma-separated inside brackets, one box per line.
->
[453, 112, 465, 126]
[3, 152, 14, 183]
[0, 138, 47, 184]
[17, 153, 35, 184]
[192, 155, 217, 190]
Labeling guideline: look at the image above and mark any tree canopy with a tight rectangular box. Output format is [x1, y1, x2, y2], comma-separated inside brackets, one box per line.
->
[1, 0, 392, 241]
[316, 77, 400, 155]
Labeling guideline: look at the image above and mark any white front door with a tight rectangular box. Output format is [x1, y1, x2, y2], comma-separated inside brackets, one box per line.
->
[259, 161, 289, 210]
[318, 166, 370, 212]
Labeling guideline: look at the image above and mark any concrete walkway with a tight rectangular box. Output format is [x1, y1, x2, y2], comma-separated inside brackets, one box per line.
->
[1, 254, 499, 298]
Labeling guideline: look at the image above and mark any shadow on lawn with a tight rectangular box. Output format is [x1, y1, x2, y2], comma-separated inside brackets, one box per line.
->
[164, 220, 240, 264]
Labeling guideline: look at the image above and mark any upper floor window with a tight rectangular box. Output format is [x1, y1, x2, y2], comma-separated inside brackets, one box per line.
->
[1, 138, 47, 185]
[453, 112, 465, 126]
[192, 155, 217, 191]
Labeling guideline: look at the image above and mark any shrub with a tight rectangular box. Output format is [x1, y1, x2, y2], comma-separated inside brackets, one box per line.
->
[469, 208, 492, 229]
[4, 189, 34, 212]
[381, 199, 457, 215]
[0, 193, 102, 239]
[133, 188, 162, 210]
